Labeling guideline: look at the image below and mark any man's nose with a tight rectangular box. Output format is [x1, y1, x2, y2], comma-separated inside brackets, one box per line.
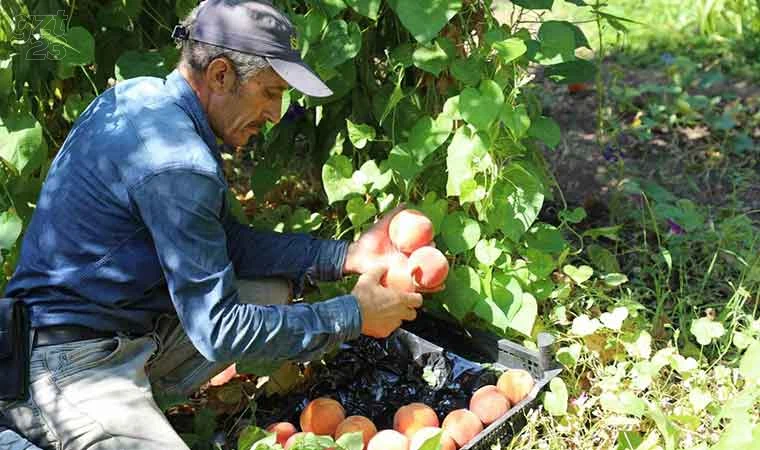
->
[264, 98, 282, 125]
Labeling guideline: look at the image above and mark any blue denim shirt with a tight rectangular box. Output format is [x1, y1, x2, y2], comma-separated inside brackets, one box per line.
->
[5, 70, 362, 363]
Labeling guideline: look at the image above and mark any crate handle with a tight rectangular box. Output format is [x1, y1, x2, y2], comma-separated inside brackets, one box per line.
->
[537, 332, 558, 376]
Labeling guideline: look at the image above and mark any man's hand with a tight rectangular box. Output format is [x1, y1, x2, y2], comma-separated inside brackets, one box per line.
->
[343, 205, 404, 276]
[343, 205, 446, 293]
[352, 266, 423, 338]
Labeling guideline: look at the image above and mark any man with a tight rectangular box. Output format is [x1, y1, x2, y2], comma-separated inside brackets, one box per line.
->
[0, 1, 427, 449]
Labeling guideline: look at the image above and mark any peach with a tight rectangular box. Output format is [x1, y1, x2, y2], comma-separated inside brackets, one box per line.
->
[266, 422, 297, 447]
[335, 416, 377, 448]
[496, 369, 535, 405]
[389, 209, 434, 253]
[300, 397, 346, 436]
[408, 246, 449, 289]
[441, 409, 483, 447]
[394, 403, 440, 437]
[409, 427, 457, 450]
[367, 429, 410, 450]
[284, 432, 306, 450]
[381, 253, 415, 293]
[469, 385, 510, 425]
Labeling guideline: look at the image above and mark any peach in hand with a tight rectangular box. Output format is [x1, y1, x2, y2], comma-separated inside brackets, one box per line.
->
[389, 209, 434, 254]
[408, 246, 449, 289]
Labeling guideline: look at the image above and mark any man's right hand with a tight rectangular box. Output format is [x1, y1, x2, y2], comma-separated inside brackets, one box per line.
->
[351, 266, 423, 338]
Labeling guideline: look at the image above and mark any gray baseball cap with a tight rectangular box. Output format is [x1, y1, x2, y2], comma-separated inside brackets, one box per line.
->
[172, 0, 333, 97]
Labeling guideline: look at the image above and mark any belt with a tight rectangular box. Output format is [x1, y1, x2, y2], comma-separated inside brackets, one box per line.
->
[33, 325, 115, 347]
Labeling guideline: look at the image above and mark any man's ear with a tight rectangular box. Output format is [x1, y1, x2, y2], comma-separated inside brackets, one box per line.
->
[205, 58, 237, 94]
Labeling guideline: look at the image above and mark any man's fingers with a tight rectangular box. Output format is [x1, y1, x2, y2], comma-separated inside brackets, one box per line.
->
[361, 264, 388, 283]
[403, 292, 423, 309]
[403, 307, 417, 322]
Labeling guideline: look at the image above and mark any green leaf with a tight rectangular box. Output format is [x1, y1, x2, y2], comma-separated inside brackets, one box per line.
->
[387, 0, 463, 43]
[492, 272, 523, 315]
[646, 407, 678, 450]
[545, 59, 598, 84]
[335, 431, 365, 450]
[524, 223, 566, 255]
[459, 80, 505, 131]
[63, 93, 95, 123]
[544, 377, 568, 416]
[0, 58, 13, 100]
[287, 208, 323, 233]
[412, 40, 450, 76]
[0, 110, 47, 177]
[556, 343, 582, 367]
[473, 296, 511, 333]
[486, 163, 544, 242]
[414, 192, 448, 235]
[571, 314, 601, 336]
[510, 292, 537, 336]
[417, 431, 443, 450]
[346, 119, 375, 149]
[739, 340, 760, 383]
[441, 212, 481, 254]
[343, 0, 381, 20]
[357, 160, 392, 192]
[42, 26, 94, 67]
[587, 244, 621, 273]
[537, 21, 576, 64]
[475, 239, 502, 266]
[528, 116, 561, 149]
[500, 104, 531, 139]
[346, 197, 377, 227]
[559, 207, 586, 224]
[445, 126, 489, 197]
[406, 114, 453, 165]
[387, 145, 422, 181]
[115, 51, 170, 80]
[450, 58, 483, 86]
[0, 209, 23, 251]
[439, 265, 482, 320]
[600, 306, 629, 330]
[690, 317, 725, 346]
[322, 154, 364, 204]
[563, 264, 593, 284]
[492, 38, 527, 63]
[308, 20, 362, 73]
[601, 273, 629, 287]
[312, 0, 348, 17]
[600, 391, 647, 417]
[512, 0, 554, 9]
[175, 0, 196, 19]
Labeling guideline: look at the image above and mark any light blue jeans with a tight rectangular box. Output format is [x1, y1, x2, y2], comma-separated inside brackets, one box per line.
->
[0, 279, 291, 450]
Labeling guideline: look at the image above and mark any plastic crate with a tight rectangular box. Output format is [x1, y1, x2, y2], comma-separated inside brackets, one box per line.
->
[401, 312, 561, 450]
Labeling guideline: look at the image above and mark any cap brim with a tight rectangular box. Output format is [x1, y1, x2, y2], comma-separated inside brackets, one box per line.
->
[267, 57, 333, 98]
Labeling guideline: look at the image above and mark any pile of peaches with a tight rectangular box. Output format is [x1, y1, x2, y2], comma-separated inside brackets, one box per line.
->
[265, 369, 535, 450]
[382, 209, 449, 292]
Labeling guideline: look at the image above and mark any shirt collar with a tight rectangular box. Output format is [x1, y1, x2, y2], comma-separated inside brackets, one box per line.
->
[165, 69, 220, 154]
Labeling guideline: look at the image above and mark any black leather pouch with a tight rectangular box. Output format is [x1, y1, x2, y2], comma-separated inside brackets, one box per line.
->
[0, 298, 29, 401]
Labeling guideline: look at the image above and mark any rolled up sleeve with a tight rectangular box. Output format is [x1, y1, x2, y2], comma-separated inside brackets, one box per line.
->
[129, 169, 362, 362]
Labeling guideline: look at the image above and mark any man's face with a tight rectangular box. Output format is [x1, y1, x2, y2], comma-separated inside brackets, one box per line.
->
[205, 61, 289, 147]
